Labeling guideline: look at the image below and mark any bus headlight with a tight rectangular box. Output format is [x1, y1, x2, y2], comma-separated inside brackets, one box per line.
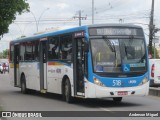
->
[93, 77, 105, 87]
[139, 77, 148, 86]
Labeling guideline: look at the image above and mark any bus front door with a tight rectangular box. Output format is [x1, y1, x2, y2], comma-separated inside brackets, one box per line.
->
[14, 44, 20, 87]
[73, 38, 85, 96]
[40, 40, 47, 93]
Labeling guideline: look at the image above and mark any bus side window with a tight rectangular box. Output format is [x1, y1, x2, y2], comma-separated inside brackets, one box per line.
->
[10, 45, 14, 62]
[60, 35, 72, 60]
[48, 37, 59, 60]
[20, 43, 25, 61]
[25, 42, 33, 61]
[33, 41, 39, 61]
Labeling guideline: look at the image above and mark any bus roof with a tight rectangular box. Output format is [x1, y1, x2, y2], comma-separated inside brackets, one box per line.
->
[10, 25, 88, 44]
[10, 23, 142, 44]
[88, 23, 142, 29]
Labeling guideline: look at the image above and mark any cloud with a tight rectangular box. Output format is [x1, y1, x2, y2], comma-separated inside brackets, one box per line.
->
[1, 0, 160, 51]
[56, 3, 69, 9]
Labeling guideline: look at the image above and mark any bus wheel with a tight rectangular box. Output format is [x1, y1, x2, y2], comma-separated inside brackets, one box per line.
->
[113, 97, 122, 102]
[21, 75, 28, 94]
[64, 79, 72, 103]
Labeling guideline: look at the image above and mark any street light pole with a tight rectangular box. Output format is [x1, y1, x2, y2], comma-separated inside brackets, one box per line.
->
[30, 8, 49, 32]
[37, 8, 49, 30]
[30, 11, 38, 32]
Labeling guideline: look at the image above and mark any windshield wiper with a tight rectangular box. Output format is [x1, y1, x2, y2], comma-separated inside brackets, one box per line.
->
[124, 45, 128, 56]
[103, 36, 115, 52]
[138, 54, 146, 63]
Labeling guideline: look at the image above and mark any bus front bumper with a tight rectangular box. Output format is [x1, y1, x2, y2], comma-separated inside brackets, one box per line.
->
[85, 81, 149, 98]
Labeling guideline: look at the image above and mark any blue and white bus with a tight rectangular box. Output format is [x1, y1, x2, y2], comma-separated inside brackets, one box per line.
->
[9, 24, 149, 103]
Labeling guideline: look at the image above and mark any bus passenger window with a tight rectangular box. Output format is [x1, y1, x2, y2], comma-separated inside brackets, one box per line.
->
[33, 41, 39, 61]
[60, 35, 72, 60]
[48, 37, 59, 60]
[20, 43, 25, 61]
[25, 42, 33, 61]
[10, 45, 14, 62]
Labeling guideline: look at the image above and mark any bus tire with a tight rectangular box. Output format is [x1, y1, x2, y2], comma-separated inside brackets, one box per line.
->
[64, 79, 73, 103]
[21, 75, 28, 94]
[113, 97, 122, 102]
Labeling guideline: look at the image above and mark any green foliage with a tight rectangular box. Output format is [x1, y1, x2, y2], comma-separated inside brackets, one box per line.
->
[148, 46, 159, 59]
[0, 0, 30, 36]
[0, 49, 9, 58]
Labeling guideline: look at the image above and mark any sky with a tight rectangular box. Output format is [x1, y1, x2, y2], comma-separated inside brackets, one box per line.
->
[0, 0, 160, 52]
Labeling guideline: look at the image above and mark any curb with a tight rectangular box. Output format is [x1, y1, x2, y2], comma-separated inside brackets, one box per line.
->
[149, 87, 160, 97]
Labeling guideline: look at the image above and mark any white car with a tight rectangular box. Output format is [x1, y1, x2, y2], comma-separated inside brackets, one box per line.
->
[149, 59, 160, 87]
[0, 63, 3, 74]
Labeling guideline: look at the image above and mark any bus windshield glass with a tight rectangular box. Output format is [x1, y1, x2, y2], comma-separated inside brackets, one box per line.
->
[91, 38, 146, 73]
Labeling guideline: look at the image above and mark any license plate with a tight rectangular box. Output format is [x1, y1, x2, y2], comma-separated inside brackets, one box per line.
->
[118, 91, 128, 96]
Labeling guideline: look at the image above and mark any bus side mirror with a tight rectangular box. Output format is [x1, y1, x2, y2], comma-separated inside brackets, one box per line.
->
[84, 41, 89, 52]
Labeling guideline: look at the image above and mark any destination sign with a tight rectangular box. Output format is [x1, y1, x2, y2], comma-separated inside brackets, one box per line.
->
[89, 27, 143, 36]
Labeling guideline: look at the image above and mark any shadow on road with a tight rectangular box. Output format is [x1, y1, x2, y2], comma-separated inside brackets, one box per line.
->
[12, 90, 143, 109]
[74, 98, 143, 108]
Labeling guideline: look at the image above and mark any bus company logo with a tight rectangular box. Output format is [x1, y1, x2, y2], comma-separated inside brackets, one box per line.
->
[128, 80, 136, 84]
[48, 69, 55, 73]
[56, 68, 61, 73]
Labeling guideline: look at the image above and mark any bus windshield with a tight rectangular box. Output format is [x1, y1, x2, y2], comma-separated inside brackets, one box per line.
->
[90, 38, 146, 73]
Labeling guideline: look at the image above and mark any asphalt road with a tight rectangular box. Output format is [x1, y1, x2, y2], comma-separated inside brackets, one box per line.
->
[0, 73, 160, 120]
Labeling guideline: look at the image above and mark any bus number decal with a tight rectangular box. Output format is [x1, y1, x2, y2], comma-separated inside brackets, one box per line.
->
[113, 80, 121, 86]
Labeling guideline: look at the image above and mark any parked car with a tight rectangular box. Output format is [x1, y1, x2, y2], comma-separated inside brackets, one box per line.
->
[0, 63, 4, 74]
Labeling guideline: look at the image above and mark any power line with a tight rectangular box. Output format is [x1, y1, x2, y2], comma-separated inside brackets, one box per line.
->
[13, 15, 149, 24]
[98, 10, 150, 18]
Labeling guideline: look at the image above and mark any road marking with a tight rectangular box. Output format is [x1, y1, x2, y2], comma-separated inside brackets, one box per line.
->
[99, 107, 112, 112]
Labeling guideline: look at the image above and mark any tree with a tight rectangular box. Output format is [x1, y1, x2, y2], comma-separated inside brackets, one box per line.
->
[0, 49, 9, 58]
[3, 49, 9, 58]
[0, 0, 29, 37]
[148, 46, 159, 59]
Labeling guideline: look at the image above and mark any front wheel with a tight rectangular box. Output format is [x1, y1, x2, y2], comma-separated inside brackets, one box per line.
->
[113, 97, 122, 102]
[64, 79, 73, 103]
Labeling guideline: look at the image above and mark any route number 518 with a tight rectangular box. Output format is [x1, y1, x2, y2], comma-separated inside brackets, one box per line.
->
[113, 80, 121, 86]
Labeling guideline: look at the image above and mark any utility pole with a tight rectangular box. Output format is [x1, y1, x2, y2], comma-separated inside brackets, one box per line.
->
[73, 10, 87, 26]
[92, 0, 94, 24]
[148, 0, 155, 55]
[79, 10, 81, 26]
